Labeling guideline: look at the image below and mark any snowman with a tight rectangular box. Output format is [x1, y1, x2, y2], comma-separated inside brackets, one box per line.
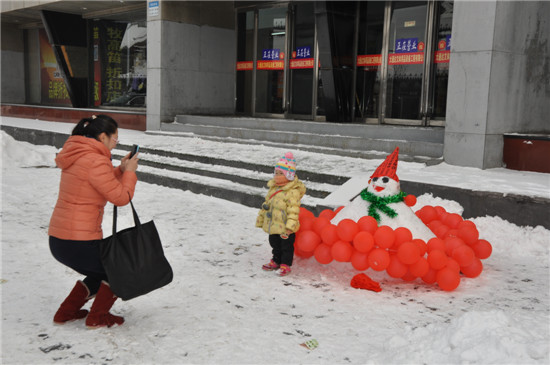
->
[331, 147, 435, 242]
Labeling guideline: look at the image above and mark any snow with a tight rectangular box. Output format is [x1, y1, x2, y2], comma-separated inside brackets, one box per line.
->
[1, 117, 549, 364]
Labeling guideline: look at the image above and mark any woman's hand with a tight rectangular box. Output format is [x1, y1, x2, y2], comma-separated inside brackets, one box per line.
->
[120, 152, 139, 172]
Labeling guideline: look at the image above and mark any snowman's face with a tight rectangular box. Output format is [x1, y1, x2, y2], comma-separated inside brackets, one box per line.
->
[367, 176, 400, 197]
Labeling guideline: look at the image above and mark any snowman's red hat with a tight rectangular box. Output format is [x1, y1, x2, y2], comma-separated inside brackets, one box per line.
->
[370, 147, 400, 182]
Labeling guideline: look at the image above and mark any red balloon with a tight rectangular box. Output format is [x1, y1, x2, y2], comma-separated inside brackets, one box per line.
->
[427, 220, 444, 231]
[336, 219, 359, 242]
[404, 194, 417, 207]
[461, 257, 483, 278]
[295, 248, 314, 259]
[445, 258, 461, 272]
[421, 268, 438, 284]
[351, 251, 370, 271]
[452, 245, 475, 267]
[312, 217, 330, 236]
[331, 240, 353, 262]
[353, 231, 375, 253]
[433, 225, 450, 239]
[434, 206, 447, 219]
[409, 257, 430, 277]
[458, 220, 476, 231]
[437, 268, 461, 291]
[394, 227, 413, 248]
[397, 241, 420, 265]
[320, 224, 338, 245]
[427, 237, 446, 253]
[368, 248, 390, 271]
[401, 270, 417, 282]
[357, 215, 378, 234]
[296, 230, 321, 252]
[314, 243, 333, 265]
[427, 249, 448, 270]
[444, 229, 460, 239]
[444, 237, 465, 256]
[412, 239, 427, 256]
[386, 254, 408, 278]
[472, 239, 492, 259]
[419, 206, 437, 224]
[443, 213, 463, 229]
[319, 209, 336, 221]
[334, 206, 345, 214]
[374, 225, 396, 249]
[300, 217, 315, 232]
[299, 207, 315, 220]
[458, 226, 479, 246]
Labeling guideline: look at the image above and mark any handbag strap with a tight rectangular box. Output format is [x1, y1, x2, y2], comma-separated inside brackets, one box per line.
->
[112, 199, 142, 234]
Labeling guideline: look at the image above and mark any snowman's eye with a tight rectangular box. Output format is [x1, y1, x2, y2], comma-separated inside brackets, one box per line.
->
[372, 177, 378, 182]
[382, 177, 389, 183]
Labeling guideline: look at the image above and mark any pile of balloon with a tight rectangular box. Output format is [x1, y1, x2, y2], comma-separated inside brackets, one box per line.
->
[294, 203, 493, 291]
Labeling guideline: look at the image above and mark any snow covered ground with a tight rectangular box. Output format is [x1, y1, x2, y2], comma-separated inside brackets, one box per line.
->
[1, 119, 549, 364]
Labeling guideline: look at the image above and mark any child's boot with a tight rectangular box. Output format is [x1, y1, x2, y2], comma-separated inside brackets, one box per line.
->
[85, 281, 124, 329]
[262, 259, 280, 271]
[53, 280, 92, 324]
[278, 264, 291, 276]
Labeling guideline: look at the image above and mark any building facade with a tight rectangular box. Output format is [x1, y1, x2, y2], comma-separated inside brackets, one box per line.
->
[1, 1, 549, 170]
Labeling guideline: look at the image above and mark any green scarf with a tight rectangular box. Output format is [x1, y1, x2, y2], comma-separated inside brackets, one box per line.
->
[360, 189, 406, 222]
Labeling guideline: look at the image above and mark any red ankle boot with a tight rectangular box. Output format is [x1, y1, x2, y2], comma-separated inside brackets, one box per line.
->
[85, 281, 124, 329]
[53, 280, 92, 324]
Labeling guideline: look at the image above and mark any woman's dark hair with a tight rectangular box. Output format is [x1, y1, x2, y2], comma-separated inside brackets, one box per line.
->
[72, 114, 118, 140]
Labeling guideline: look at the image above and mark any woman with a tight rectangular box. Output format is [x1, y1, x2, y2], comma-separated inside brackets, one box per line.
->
[49, 114, 139, 328]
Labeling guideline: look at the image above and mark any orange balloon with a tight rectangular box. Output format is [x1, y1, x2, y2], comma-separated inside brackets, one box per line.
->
[472, 239, 492, 259]
[452, 245, 475, 267]
[353, 231, 375, 253]
[331, 240, 353, 262]
[427, 237, 446, 253]
[444, 237, 465, 256]
[412, 239, 427, 256]
[351, 251, 370, 271]
[300, 217, 315, 232]
[460, 257, 483, 278]
[437, 268, 461, 291]
[336, 219, 359, 242]
[458, 226, 479, 246]
[397, 241, 420, 265]
[312, 217, 330, 236]
[374, 225, 396, 249]
[368, 248, 390, 271]
[296, 230, 321, 252]
[319, 209, 336, 221]
[427, 249, 448, 270]
[320, 224, 338, 245]
[314, 243, 333, 265]
[409, 257, 430, 277]
[421, 268, 438, 284]
[357, 215, 378, 234]
[394, 227, 413, 248]
[386, 254, 408, 278]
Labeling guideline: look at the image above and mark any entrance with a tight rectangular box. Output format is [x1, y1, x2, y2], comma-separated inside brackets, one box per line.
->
[236, 1, 452, 126]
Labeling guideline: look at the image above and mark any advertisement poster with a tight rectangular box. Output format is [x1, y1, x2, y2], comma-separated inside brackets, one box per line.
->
[39, 29, 71, 106]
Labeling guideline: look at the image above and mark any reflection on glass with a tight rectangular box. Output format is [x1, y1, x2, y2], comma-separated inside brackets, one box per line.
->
[236, 11, 254, 114]
[431, 1, 453, 120]
[385, 1, 427, 120]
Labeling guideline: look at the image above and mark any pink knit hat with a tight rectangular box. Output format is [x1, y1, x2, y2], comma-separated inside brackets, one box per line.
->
[274, 152, 297, 180]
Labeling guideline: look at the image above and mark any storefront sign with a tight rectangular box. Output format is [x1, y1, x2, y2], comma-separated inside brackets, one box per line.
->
[388, 52, 424, 65]
[93, 26, 101, 106]
[295, 46, 311, 59]
[290, 58, 314, 69]
[434, 50, 450, 63]
[39, 29, 71, 106]
[262, 49, 281, 60]
[257, 60, 284, 70]
[357, 54, 382, 67]
[148, 1, 159, 17]
[236, 61, 253, 71]
[395, 38, 419, 53]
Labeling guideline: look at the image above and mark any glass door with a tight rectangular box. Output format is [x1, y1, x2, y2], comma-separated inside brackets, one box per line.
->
[384, 1, 428, 124]
[255, 7, 288, 116]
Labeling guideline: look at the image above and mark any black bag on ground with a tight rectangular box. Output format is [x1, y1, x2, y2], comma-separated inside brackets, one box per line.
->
[100, 200, 173, 300]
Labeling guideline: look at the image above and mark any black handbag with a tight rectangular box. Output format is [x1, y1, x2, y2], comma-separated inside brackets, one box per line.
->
[100, 200, 173, 300]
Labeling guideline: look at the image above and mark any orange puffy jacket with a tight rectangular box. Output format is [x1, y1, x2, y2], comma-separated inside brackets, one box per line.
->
[48, 135, 138, 241]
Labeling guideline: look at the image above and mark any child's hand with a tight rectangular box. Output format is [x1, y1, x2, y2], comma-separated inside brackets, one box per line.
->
[280, 230, 293, 239]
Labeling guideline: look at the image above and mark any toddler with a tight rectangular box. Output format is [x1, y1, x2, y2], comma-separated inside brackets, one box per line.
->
[256, 152, 306, 276]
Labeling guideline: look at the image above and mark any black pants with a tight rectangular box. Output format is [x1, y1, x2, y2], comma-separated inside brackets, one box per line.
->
[268, 233, 295, 267]
[49, 236, 108, 296]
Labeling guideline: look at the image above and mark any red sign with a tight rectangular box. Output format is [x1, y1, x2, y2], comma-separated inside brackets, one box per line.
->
[357, 54, 382, 67]
[257, 60, 284, 70]
[434, 50, 450, 63]
[388, 52, 424, 65]
[236, 61, 253, 71]
[290, 58, 314, 69]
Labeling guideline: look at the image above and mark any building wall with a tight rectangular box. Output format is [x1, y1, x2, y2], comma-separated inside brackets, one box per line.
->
[445, 0, 550, 169]
[1, 22, 25, 104]
[147, 0, 236, 130]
